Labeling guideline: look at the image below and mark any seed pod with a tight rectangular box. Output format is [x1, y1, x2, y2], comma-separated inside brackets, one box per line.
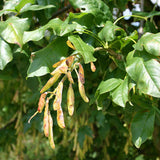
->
[51, 61, 68, 75]
[78, 63, 85, 84]
[66, 40, 76, 50]
[90, 62, 96, 72]
[67, 83, 74, 116]
[52, 59, 66, 68]
[66, 56, 75, 67]
[57, 108, 65, 128]
[43, 98, 49, 137]
[38, 92, 47, 113]
[48, 112, 55, 149]
[67, 71, 74, 84]
[53, 81, 63, 111]
[40, 73, 61, 94]
[28, 92, 47, 123]
[78, 79, 89, 103]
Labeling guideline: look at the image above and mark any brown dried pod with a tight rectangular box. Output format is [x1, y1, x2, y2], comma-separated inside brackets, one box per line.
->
[66, 56, 75, 67]
[48, 111, 55, 149]
[90, 62, 96, 72]
[57, 108, 65, 128]
[28, 92, 47, 123]
[38, 92, 47, 113]
[40, 73, 61, 93]
[67, 83, 74, 116]
[43, 98, 49, 137]
[78, 63, 85, 84]
[78, 79, 89, 103]
[75, 68, 89, 103]
[53, 81, 63, 111]
[67, 71, 74, 84]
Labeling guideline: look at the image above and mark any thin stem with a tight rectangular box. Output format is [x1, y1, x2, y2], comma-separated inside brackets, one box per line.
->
[114, 15, 147, 25]
[124, 37, 137, 44]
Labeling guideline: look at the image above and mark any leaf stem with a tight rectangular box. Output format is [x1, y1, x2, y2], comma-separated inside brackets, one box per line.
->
[114, 15, 147, 25]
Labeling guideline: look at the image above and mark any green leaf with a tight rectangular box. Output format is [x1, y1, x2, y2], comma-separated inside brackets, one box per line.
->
[110, 76, 129, 107]
[27, 37, 68, 77]
[19, 4, 55, 13]
[15, 0, 35, 12]
[69, 0, 113, 25]
[133, 32, 160, 56]
[97, 78, 123, 94]
[68, 35, 96, 63]
[131, 109, 155, 148]
[23, 18, 84, 43]
[126, 50, 160, 97]
[98, 21, 119, 42]
[0, 37, 13, 70]
[0, 17, 29, 47]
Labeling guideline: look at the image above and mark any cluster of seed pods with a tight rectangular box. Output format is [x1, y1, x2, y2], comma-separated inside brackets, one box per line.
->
[28, 54, 96, 149]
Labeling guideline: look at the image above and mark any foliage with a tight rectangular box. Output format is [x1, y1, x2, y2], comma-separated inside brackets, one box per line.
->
[0, 0, 160, 159]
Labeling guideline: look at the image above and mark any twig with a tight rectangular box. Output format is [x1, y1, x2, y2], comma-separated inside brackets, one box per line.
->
[50, 4, 72, 19]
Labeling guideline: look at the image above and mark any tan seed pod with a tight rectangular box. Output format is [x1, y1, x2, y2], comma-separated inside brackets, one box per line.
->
[90, 62, 96, 72]
[78, 79, 89, 103]
[67, 83, 74, 116]
[67, 71, 74, 84]
[53, 81, 63, 111]
[40, 73, 61, 93]
[52, 59, 66, 68]
[38, 92, 47, 113]
[43, 98, 49, 137]
[48, 111, 55, 149]
[57, 108, 65, 128]
[51, 61, 68, 75]
[78, 63, 85, 84]
[66, 40, 76, 50]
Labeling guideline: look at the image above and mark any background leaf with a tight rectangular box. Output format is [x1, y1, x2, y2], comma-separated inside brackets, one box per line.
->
[131, 109, 155, 148]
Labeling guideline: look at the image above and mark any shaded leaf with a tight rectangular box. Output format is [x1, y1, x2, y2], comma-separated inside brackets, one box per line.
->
[68, 35, 96, 63]
[126, 50, 160, 97]
[0, 37, 13, 70]
[78, 125, 93, 148]
[27, 37, 68, 77]
[133, 32, 160, 56]
[131, 109, 155, 148]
